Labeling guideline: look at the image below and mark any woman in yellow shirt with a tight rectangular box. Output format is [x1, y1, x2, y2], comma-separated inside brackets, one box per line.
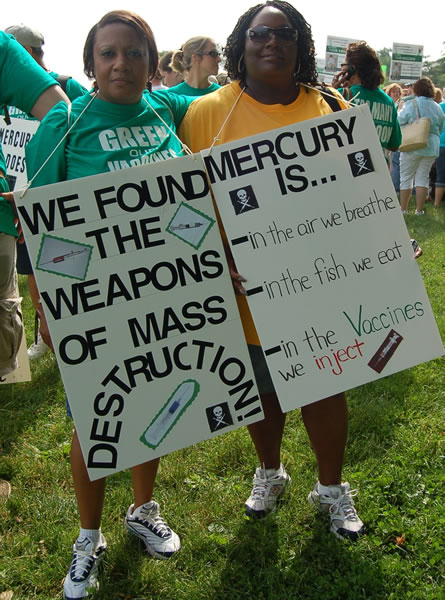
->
[180, 0, 365, 541]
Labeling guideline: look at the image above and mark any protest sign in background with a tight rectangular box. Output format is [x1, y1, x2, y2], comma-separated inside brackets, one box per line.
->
[315, 58, 334, 85]
[0, 116, 38, 191]
[325, 36, 359, 73]
[390, 43, 424, 83]
[15, 155, 263, 479]
[203, 105, 444, 413]
[0, 116, 38, 382]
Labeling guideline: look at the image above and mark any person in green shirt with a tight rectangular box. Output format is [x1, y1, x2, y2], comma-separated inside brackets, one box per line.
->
[168, 36, 221, 97]
[4, 23, 88, 360]
[332, 41, 401, 153]
[5, 23, 88, 118]
[25, 11, 194, 600]
[0, 30, 68, 378]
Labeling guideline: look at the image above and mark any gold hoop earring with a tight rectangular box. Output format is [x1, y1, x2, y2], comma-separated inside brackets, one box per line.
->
[237, 54, 245, 74]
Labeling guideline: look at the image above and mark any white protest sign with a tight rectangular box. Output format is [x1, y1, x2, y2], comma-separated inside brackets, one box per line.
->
[0, 116, 37, 384]
[15, 154, 263, 480]
[390, 43, 424, 83]
[202, 105, 444, 413]
[325, 36, 359, 73]
[316, 58, 334, 85]
[0, 116, 38, 190]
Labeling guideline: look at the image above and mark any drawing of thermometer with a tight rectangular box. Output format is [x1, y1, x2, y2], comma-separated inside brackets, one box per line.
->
[141, 379, 199, 449]
[40, 248, 88, 265]
[170, 222, 204, 231]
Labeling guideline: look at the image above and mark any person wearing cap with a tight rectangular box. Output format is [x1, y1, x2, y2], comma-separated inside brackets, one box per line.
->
[5, 24, 87, 116]
[0, 30, 69, 379]
[4, 24, 88, 360]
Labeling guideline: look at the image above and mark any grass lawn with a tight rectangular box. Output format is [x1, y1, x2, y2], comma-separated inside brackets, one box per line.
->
[0, 203, 444, 600]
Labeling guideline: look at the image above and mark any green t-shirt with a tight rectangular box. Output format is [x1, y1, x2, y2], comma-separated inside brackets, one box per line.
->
[168, 81, 220, 97]
[8, 71, 87, 120]
[0, 32, 58, 235]
[26, 89, 193, 188]
[340, 85, 401, 151]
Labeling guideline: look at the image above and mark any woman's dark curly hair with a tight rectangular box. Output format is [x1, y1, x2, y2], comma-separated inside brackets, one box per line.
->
[83, 10, 158, 84]
[224, 0, 317, 86]
[345, 41, 383, 90]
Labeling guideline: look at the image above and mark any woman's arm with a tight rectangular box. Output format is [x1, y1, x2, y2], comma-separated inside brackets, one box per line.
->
[398, 100, 414, 127]
[30, 86, 70, 121]
[25, 101, 70, 187]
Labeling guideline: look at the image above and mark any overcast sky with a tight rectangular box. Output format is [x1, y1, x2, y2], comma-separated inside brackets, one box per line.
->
[3, 1, 444, 87]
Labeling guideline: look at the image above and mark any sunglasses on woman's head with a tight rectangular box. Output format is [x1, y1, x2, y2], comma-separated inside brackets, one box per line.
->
[245, 26, 298, 45]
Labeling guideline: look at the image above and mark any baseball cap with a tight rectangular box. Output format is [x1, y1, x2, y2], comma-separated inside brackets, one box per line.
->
[5, 24, 45, 48]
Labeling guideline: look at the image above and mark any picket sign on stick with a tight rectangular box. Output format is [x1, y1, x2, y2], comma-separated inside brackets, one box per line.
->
[390, 43, 424, 83]
[0, 116, 39, 382]
[15, 154, 263, 480]
[0, 116, 38, 191]
[202, 104, 444, 413]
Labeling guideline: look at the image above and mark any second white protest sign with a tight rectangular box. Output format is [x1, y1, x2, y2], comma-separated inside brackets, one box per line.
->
[202, 104, 443, 412]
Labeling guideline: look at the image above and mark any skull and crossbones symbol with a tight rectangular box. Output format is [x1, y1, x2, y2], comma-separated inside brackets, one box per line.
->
[213, 405, 229, 429]
[354, 152, 371, 174]
[236, 188, 253, 212]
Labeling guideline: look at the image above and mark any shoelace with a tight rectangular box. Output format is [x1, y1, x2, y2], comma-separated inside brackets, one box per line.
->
[138, 505, 172, 537]
[70, 547, 100, 582]
[251, 473, 271, 499]
[329, 488, 359, 520]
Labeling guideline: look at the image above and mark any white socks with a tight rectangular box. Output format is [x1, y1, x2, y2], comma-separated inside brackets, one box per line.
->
[318, 482, 342, 496]
[77, 528, 101, 548]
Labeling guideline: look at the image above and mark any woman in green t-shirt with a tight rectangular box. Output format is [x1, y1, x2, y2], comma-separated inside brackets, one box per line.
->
[24, 11, 192, 600]
[168, 36, 221, 97]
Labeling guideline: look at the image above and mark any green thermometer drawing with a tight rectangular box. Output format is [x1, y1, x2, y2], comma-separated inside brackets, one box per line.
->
[140, 379, 199, 449]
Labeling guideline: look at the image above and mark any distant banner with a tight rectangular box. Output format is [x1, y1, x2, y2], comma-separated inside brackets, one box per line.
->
[325, 35, 359, 72]
[202, 105, 444, 413]
[390, 43, 424, 82]
[316, 58, 334, 85]
[0, 116, 38, 190]
[15, 155, 263, 480]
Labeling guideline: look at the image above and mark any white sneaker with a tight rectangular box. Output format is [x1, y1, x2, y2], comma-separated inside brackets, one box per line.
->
[125, 500, 180, 559]
[63, 534, 107, 599]
[245, 464, 291, 518]
[308, 481, 365, 541]
[27, 334, 49, 360]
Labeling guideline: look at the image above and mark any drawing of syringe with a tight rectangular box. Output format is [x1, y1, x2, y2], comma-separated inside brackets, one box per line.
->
[368, 329, 403, 373]
[40, 247, 88, 266]
[379, 332, 401, 359]
[170, 222, 204, 231]
[140, 379, 199, 449]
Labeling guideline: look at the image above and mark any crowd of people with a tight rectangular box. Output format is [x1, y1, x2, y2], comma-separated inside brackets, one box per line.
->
[331, 43, 444, 216]
[1, 2, 443, 598]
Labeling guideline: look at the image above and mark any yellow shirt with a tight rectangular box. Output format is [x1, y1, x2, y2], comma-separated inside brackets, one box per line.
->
[180, 81, 346, 345]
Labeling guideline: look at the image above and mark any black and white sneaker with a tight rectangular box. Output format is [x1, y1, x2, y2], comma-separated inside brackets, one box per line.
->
[63, 534, 107, 599]
[125, 500, 180, 559]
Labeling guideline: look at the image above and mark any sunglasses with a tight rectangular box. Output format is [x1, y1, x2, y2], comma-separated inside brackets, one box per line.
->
[196, 50, 221, 58]
[245, 25, 298, 45]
